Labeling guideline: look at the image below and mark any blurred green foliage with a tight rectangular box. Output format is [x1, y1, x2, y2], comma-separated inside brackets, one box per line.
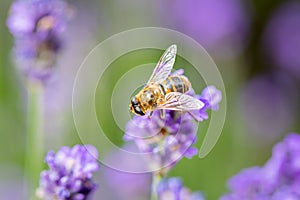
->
[0, 0, 26, 168]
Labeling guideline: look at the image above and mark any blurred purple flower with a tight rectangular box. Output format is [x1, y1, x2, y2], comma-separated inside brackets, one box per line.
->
[42, 1, 99, 144]
[263, 2, 300, 77]
[239, 75, 295, 144]
[0, 165, 27, 200]
[220, 133, 300, 200]
[36, 145, 99, 200]
[157, 177, 205, 200]
[165, 0, 250, 57]
[7, 0, 72, 81]
[99, 144, 151, 200]
[125, 71, 222, 174]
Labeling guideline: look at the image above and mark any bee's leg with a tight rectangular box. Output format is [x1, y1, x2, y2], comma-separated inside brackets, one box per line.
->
[148, 111, 153, 119]
[187, 111, 200, 122]
[160, 109, 165, 119]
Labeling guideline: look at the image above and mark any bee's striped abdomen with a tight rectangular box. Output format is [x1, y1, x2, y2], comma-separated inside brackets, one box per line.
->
[163, 76, 190, 94]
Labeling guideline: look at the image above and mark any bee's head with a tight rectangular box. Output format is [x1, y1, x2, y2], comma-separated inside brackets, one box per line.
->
[129, 96, 145, 116]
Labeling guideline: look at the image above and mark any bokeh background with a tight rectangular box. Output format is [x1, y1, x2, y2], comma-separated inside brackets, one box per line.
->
[0, 0, 300, 199]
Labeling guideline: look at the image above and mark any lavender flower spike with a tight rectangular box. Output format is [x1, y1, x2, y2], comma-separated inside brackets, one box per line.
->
[7, 0, 72, 81]
[125, 70, 222, 174]
[157, 177, 205, 200]
[36, 145, 99, 200]
[220, 133, 300, 200]
[125, 108, 199, 175]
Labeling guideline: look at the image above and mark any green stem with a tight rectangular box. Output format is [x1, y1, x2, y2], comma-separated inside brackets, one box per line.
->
[151, 173, 162, 200]
[25, 79, 44, 199]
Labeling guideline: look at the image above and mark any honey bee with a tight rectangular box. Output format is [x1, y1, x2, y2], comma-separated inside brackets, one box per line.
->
[129, 44, 204, 117]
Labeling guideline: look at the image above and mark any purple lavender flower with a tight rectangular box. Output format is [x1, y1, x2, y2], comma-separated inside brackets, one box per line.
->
[164, 0, 250, 57]
[220, 133, 300, 200]
[196, 85, 222, 121]
[125, 109, 198, 174]
[262, 2, 300, 78]
[125, 71, 222, 174]
[7, 0, 72, 81]
[157, 177, 205, 200]
[36, 145, 99, 200]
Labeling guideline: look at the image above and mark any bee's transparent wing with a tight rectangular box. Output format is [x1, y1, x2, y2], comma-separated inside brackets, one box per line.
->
[156, 92, 205, 111]
[147, 44, 177, 84]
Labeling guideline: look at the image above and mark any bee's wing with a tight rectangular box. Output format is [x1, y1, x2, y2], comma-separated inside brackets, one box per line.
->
[147, 44, 177, 84]
[156, 92, 205, 111]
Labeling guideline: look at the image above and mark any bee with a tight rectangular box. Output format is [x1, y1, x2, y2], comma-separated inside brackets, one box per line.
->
[129, 44, 204, 118]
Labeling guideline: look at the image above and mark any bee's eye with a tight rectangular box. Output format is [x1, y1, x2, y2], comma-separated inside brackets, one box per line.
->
[134, 105, 145, 116]
[130, 96, 144, 116]
[131, 96, 138, 105]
